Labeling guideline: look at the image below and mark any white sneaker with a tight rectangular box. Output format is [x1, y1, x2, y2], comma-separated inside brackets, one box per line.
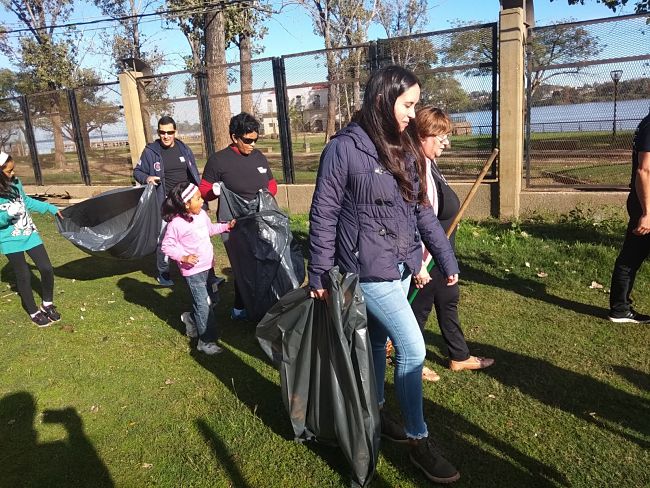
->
[197, 340, 223, 355]
[180, 312, 198, 338]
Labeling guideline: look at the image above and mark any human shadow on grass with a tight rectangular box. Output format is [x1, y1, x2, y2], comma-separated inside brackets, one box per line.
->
[195, 419, 252, 488]
[0, 260, 44, 302]
[423, 336, 650, 450]
[0, 392, 114, 487]
[116, 276, 191, 337]
[53, 255, 153, 281]
[459, 260, 609, 320]
[611, 365, 650, 393]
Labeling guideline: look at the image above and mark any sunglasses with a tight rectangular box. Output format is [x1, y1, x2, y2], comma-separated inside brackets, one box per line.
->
[238, 136, 258, 145]
[158, 130, 176, 136]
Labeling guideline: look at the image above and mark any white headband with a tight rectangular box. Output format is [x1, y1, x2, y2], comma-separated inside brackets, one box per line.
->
[182, 183, 198, 203]
[0, 151, 9, 167]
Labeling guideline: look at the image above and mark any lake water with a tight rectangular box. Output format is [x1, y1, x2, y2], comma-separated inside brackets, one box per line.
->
[19, 98, 650, 152]
[455, 98, 650, 135]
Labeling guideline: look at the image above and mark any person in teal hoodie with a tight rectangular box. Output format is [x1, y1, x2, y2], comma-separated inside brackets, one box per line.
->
[0, 151, 62, 326]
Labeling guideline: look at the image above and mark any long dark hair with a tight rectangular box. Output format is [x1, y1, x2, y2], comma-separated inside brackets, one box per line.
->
[161, 181, 194, 223]
[357, 65, 426, 203]
[0, 156, 19, 200]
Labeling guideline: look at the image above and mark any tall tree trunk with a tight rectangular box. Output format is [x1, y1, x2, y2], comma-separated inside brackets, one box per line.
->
[205, 7, 231, 150]
[50, 94, 65, 168]
[352, 47, 362, 112]
[239, 33, 253, 115]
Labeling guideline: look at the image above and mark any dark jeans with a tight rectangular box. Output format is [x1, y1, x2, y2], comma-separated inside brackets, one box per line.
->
[156, 220, 169, 277]
[409, 264, 470, 362]
[609, 214, 650, 315]
[5, 244, 54, 315]
[185, 269, 220, 342]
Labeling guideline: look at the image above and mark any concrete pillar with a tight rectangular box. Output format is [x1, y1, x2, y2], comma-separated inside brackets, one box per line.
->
[498, 5, 526, 219]
[119, 71, 147, 168]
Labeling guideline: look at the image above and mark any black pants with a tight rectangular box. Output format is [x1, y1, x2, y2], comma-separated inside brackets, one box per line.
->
[409, 264, 470, 362]
[609, 214, 650, 315]
[233, 281, 245, 310]
[5, 244, 54, 315]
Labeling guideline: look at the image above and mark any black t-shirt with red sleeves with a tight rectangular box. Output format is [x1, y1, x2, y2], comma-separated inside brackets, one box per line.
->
[629, 113, 650, 215]
[202, 146, 274, 201]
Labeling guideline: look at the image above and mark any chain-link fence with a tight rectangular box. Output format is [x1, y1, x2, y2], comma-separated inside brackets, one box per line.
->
[74, 83, 131, 185]
[525, 13, 650, 189]
[378, 23, 498, 180]
[282, 45, 371, 183]
[0, 96, 35, 184]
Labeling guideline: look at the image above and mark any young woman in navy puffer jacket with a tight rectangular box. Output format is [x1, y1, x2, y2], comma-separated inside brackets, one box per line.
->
[308, 66, 462, 484]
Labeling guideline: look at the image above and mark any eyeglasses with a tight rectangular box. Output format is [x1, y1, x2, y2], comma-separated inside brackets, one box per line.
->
[238, 136, 258, 145]
[158, 130, 176, 136]
[435, 134, 450, 144]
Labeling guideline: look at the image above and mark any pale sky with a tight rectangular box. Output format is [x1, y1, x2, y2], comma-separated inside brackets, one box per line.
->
[0, 0, 639, 77]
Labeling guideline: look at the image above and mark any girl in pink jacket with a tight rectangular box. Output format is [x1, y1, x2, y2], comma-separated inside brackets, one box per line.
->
[161, 182, 235, 355]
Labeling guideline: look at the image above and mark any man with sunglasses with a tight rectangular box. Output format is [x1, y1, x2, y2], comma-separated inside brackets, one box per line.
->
[199, 112, 277, 320]
[134, 115, 202, 286]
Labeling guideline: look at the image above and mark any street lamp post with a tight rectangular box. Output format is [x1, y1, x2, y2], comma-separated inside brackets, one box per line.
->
[610, 69, 623, 142]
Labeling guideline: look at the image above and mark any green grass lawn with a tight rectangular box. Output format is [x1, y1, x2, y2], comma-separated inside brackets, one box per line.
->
[0, 212, 648, 487]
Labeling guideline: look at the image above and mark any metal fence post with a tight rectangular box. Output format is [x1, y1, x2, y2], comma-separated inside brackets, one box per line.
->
[195, 71, 215, 158]
[272, 57, 295, 184]
[525, 40, 532, 188]
[67, 89, 92, 185]
[18, 95, 43, 186]
[491, 22, 499, 179]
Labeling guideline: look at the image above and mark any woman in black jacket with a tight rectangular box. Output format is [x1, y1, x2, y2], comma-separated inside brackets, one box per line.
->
[308, 67, 461, 484]
[410, 107, 494, 382]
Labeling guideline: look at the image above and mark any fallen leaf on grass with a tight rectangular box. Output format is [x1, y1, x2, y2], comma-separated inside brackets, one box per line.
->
[129, 317, 135, 321]
[164, 379, 174, 385]
[537, 272, 548, 278]
[90, 405, 99, 413]
[487, 394, 496, 399]
[141, 463, 153, 469]
[60, 325, 74, 333]
[589, 281, 604, 289]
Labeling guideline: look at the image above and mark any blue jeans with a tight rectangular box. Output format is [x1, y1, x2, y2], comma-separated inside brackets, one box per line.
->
[361, 264, 428, 439]
[185, 269, 220, 342]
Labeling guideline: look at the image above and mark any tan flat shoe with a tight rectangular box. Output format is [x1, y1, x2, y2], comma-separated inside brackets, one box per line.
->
[422, 366, 440, 382]
[449, 356, 495, 372]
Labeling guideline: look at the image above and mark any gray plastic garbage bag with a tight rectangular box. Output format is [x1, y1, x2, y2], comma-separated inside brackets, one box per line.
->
[217, 184, 305, 322]
[256, 268, 380, 487]
[56, 185, 160, 259]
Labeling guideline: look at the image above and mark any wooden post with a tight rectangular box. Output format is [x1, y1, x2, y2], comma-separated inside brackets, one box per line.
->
[119, 71, 147, 169]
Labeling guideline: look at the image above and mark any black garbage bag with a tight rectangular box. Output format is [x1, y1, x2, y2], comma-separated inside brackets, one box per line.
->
[56, 185, 160, 260]
[256, 268, 380, 487]
[217, 184, 305, 322]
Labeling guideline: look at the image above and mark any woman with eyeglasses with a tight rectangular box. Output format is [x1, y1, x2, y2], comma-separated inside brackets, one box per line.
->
[309, 67, 461, 484]
[410, 107, 494, 381]
[199, 112, 278, 321]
